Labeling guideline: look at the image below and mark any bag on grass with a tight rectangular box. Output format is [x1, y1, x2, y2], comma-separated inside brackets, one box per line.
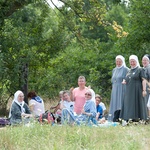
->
[0, 118, 10, 127]
[39, 111, 55, 124]
[113, 110, 121, 122]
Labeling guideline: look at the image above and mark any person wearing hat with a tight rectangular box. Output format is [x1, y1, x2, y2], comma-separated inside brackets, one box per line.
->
[108, 55, 129, 121]
[120, 55, 148, 121]
[9, 90, 32, 125]
[142, 54, 150, 118]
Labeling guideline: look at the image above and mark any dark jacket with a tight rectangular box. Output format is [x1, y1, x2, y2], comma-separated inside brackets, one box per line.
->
[10, 101, 31, 125]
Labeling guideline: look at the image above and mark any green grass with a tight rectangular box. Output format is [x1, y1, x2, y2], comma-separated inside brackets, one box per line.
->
[0, 123, 150, 150]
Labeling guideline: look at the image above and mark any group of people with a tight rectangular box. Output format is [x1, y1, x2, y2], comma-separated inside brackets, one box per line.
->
[8, 76, 106, 126]
[8, 54, 150, 126]
[51, 76, 106, 125]
[109, 54, 150, 122]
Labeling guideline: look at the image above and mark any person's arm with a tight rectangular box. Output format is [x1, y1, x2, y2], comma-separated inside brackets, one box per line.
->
[22, 104, 33, 117]
[70, 87, 74, 101]
[81, 110, 92, 116]
[82, 101, 96, 117]
[96, 112, 100, 120]
[54, 103, 61, 113]
[122, 79, 126, 84]
[96, 106, 103, 120]
[29, 104, 34, 113]
[60, 100, 65, 110]
[142, 78, 147, 97]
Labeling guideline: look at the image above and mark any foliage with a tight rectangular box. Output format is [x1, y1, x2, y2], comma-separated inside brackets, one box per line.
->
[1, 0, 149, 114]
[117, 0, 150, 58]
[0, 1, 70, 106]
[34, 38, 115, 104]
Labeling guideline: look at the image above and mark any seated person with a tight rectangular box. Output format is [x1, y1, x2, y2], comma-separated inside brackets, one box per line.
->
[50, 90, 63, 114]
[61, 89, 97, 125]
[60, 90, 74, 110]
[9, 90, 32, 125]
[27, 91, 45, 117]
[95, 95, 103, 120]
[95, 94, 106, 116]
[60, 90, 74, 124]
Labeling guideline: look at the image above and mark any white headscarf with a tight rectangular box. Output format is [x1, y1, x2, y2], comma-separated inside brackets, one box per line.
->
[143, 55, 150, 62]
[88, 89, 96, 103]
[9, 90, 25, 118]
[129, 55, 140, 68]
[116, 55, 126, 67]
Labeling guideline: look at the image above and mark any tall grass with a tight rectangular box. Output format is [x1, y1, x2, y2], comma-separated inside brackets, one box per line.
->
[0, 123, 150, 150]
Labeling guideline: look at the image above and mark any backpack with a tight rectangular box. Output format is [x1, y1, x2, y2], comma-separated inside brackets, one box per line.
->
[39, 111, 55, 124]
[0, 118, 10, 127]
[113, 110, 121, 122]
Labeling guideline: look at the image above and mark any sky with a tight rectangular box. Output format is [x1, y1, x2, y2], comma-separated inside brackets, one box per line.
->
[47, 0, 130, 9]
[47, 0, 64, 9]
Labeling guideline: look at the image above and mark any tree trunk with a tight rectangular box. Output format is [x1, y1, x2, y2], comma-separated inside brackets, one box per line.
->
[21, 63, 28, 104]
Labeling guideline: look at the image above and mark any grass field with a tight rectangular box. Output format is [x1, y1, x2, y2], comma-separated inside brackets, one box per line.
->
[1, 98, 149, 150]
[0, 122, 150, 150]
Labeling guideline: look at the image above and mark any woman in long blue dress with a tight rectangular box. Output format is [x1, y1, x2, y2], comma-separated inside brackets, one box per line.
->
[120, 55, 148, 121]
[108, 55, 129, 121]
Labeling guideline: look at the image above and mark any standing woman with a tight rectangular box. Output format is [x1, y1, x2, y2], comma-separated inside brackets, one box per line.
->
[142, 54, 150, 118]
[142, 54, 150, 103]
[120, 55, 148, 121]
[108, 55, 129, 121]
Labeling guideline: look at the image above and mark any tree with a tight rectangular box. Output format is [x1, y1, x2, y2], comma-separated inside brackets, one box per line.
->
[0, 1, 70, 113]
[118, 0, 150, 57]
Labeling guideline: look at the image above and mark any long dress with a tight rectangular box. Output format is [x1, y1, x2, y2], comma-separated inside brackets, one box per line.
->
[145, 64, 150, 103]
[120, 67, 148, 121]
[108, 66, 129, 121]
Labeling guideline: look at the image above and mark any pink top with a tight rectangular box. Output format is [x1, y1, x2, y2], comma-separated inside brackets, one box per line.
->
[73, 87, 88, 114]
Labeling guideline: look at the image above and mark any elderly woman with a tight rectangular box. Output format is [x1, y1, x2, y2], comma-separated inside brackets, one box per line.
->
[9, 90, 32, 125]
[142, 54, 150, 118]
[61, 89, 97, 125]
[108, 55, 129, 121]
[120, 55, 148, 121]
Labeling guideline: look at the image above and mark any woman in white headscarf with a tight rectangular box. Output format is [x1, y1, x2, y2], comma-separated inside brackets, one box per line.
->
[9, 90, 32, 125]
[142, 54, 150, 118]
[108, 55, 129, 121]
[120, 55, 148, 121]
[75, 89, 97, 125]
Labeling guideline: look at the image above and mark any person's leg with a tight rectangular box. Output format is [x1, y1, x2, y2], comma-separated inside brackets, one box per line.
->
[61, 108, 75, 124]
[148, 109, 150, 118]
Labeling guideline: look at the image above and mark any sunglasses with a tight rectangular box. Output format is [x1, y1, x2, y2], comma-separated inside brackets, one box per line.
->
[85, 93, 91, 96]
